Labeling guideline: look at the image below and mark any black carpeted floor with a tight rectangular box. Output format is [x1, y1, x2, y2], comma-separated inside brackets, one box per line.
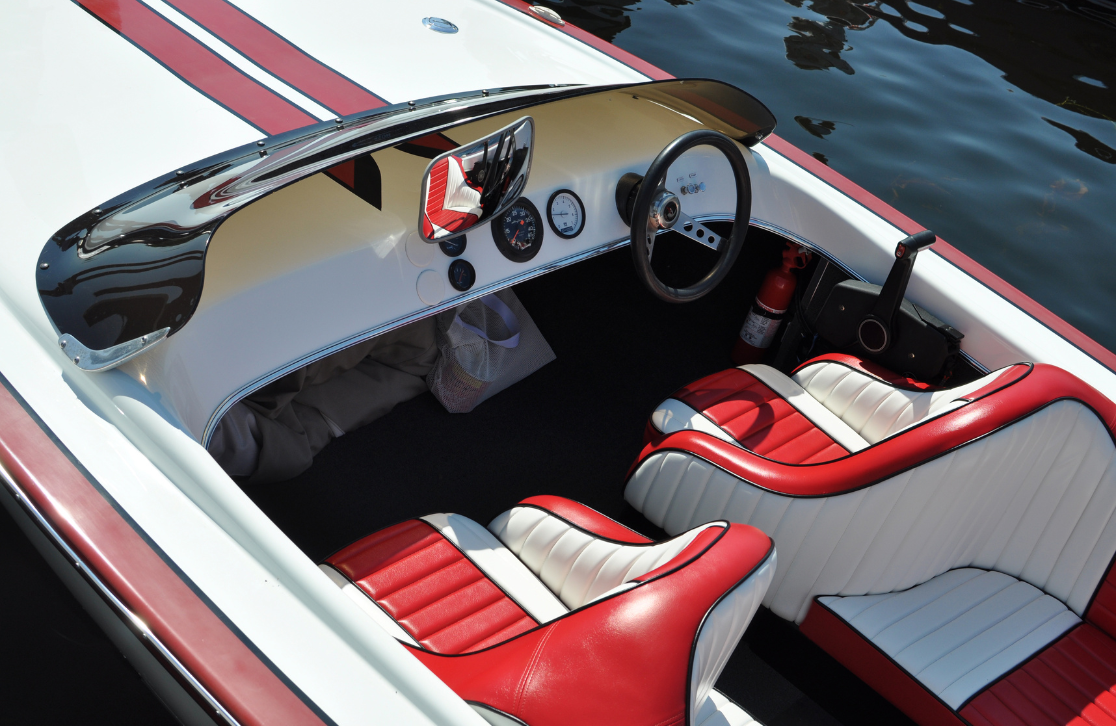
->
[248, 225, 771, 560]
[246, 227, 914, 726]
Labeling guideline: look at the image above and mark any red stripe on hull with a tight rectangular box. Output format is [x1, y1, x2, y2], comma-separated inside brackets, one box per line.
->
[0, 382, 324, 725]
[762, 133, 1116, 373]
[164, 0, 387, 115]
[76, 0, 317, 135]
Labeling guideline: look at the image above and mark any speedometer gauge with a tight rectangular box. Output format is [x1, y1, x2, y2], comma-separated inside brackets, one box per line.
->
[547, 189, 585, 239]
[492, 198, 544, 262]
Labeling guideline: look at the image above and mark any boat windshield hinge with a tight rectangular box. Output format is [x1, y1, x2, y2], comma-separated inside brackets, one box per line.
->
[58, 327, 170, 372]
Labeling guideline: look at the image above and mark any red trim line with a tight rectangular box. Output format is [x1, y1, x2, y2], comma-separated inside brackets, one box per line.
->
[762, 133, 1116, 373]
[75, 0, 317, 135]
[163, 0, 388, 116]
[0, 382, 324, 725]
[492, 0, 672, 80]
[801, 600, 967, 726]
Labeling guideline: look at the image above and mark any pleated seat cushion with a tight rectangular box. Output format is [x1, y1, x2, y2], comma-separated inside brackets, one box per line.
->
[647, 356, 1017, 466]
[798, 568, 1116, 726]
[324, 519, 538, 654]
[320, 496, 778, 726]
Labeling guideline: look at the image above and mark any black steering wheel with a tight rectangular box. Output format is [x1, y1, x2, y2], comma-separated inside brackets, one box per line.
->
[621, 129, 752, 303]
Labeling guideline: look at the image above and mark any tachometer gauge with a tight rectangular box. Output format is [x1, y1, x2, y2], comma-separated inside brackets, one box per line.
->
[547, 189, 585, 239]
[492, 198, 543, 262]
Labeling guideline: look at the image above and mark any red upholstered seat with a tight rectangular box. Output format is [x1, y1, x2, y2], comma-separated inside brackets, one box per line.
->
[669, 367, 848, 463]
[321, 497, 776, 725]
[964, 625, 1116, 726]
[327, 519, 536, 654]
[630, 355, 1116, 726]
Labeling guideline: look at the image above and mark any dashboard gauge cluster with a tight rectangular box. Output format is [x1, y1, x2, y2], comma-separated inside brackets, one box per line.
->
[447, 189, 587, 292]
[547, 189, 584, 239]
[492, 198, 544, 262]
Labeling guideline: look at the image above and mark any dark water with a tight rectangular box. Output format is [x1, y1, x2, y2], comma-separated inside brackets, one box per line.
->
[541, 0, 1116, 354]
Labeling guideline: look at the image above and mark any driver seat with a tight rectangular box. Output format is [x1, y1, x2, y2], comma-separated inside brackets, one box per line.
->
[645, 353, 1023, 465]
[321, 496, 775, 726]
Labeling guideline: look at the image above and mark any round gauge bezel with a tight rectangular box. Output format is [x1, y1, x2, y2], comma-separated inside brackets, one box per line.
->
[546, 189, 586, 239]
[491, 198, 544, 263]
[447, 259, 476, 291]
[439, 234, 467, 258]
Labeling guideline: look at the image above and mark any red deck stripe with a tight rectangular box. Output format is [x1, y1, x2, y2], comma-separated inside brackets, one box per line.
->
[493, 0, 671, 81]
[0, 381, 325, 726]
[76, 0, 317, 135]
[164, 0, 387, 116]
[762, 133, 1116, 373]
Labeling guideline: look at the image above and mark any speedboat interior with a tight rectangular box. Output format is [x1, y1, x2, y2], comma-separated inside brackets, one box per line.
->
[33, 78, 1116, 726]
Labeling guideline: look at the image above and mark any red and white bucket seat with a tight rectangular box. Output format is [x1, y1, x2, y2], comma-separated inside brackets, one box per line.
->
[321, 496, 775, 726]
[627, 354, 1116, 726]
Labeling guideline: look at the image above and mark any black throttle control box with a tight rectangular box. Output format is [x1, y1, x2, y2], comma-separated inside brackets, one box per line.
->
[812, 279, 963, 382]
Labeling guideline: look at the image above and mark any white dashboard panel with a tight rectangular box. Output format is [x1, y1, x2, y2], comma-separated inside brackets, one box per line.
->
[129, 91, 755, 440]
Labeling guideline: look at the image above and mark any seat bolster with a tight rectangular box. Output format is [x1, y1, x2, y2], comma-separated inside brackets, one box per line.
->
[651, 397, 741, 445]
[516, 495, 652, 543]
[421, 513, 568, 623]
[740, 364, 869, 452]
[690, 550, 776, 723]
[488, 504, 725, 609]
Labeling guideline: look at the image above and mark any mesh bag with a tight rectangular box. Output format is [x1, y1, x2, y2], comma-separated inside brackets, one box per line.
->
[428, 289, 555, 413]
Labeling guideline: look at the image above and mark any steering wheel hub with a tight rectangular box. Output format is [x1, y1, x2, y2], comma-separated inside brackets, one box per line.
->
[650, 190, 681, 230]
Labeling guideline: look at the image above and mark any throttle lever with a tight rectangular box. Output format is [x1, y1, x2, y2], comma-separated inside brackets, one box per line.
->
[857, 230, 937, 354]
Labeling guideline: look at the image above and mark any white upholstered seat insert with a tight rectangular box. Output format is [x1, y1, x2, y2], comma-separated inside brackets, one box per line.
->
[488, 505, 721, 610]
[817, 568, 1081, 709]
[791, 361, 1007, 445]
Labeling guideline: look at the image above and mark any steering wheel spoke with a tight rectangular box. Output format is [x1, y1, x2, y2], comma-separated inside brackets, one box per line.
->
[625, 129, 752, 303]
[669, 212, 723, 251]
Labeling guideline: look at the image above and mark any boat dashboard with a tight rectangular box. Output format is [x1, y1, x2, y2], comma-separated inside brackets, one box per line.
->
[34, 80, 776, 442]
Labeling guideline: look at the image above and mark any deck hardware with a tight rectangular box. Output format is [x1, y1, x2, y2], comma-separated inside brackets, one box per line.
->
[256, 140, 265, 146]
[529, 5, 565, 25]
[56, 328, 170, 372]
[422, 17, 458, 33]
[39, 262, 48, 269]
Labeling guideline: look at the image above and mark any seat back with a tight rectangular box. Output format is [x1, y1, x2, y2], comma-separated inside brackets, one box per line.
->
[629, 363, 1116, 628]
[322, 498, 777, 725]
[791, 355, 1016, 444]
[489, 504, 722, 609]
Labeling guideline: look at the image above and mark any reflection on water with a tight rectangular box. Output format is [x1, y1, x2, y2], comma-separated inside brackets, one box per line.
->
[538, 0, 1116, 354]
[784, 16, 857, 74]
[1045, 118, 1116, 164]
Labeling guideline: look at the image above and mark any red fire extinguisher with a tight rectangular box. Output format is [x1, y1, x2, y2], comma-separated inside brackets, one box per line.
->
[732, 243, 811, 365]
